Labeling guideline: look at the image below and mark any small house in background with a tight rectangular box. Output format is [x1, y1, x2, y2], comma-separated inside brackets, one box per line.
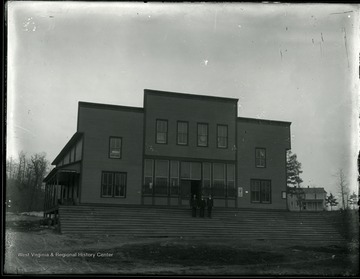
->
[287, 186, 327, 211]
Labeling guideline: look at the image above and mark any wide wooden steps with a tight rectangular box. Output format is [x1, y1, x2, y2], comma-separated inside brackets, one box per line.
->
[58, 205, 345, 242]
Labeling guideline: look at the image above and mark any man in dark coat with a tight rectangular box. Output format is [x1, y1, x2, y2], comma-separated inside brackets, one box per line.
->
[207, 194, 214, 218]
[199, 196, 206, 218]
[190, 194, 197, 217]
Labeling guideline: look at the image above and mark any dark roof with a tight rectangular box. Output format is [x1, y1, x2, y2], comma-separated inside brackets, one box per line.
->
[52, 132, 83, 165]
[288, 187, 327, 194]
[144, 89, 239, 103]
[237, 117, 291, 126]
[302, 187, 327, 194]
[43, 167, 57, 182]
[43, 167, 79, 183]
[79, 102, 143, 113]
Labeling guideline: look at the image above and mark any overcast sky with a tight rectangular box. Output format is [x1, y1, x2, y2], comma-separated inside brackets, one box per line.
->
[7, 2, 359, 199]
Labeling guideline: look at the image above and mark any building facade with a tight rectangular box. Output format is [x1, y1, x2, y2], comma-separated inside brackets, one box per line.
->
[287, 187, 327, 211]
[44, 89, 291, 215]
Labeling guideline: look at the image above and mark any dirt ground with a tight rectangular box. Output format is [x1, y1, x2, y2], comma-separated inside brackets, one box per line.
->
[4, 213, 359, 276]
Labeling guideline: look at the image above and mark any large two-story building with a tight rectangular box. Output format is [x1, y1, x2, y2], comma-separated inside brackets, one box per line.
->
[43, 89, 291, 216]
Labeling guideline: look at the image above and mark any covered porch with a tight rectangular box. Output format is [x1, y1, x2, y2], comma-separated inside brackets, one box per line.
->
[43, 163, 81, 220]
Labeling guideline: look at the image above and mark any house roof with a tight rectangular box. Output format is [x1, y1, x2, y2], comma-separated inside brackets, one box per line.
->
[52, 132, 83, 165]
[301, 187, 327, 194]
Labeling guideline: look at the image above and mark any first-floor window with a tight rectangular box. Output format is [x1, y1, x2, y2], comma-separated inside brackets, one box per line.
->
[170, 161, 179, 195]
[213, 163, 225, 197]
[155, 160, 169, 195]
[250, 179, 271, 203]
[101, 172, 126, 198]
[143, 159, 154, 195]
[226, 164, 236, 197]
[202, 162, 211, 196]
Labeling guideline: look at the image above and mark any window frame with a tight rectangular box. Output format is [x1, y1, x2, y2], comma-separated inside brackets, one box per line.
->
[197, 122, 209, 147]
[255, 148, 266, 168]
[101, 171, 127, 198]
[170, 160, 180, 196]
[212, 163, 226, 197]
[154, 160, 169, 196]
[217, 124, 228, 149]
[155, 119, 168, 144]
[143, 159, 154, 196]
[250, 179, 271, 204]
[109, 137, 122, 159]
[176, 121, 189, 146]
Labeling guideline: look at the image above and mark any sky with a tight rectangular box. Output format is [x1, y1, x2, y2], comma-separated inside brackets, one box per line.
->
[6, 2, 360, 202]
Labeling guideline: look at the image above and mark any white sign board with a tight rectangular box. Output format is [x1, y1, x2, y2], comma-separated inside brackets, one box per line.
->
[238, 187, 243, 198]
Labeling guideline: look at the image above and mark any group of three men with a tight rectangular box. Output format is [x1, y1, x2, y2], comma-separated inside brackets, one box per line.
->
[190, 194, 214, 218]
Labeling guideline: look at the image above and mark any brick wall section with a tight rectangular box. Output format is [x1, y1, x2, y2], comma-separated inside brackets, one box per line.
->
[237, 118, 291, 210]
[77, 103, 144, 205]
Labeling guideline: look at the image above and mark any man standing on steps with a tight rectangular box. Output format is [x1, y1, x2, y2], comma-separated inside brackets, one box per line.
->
[207, 194, 214, 218]
[190, 194, 198, 217]
[199, 195, 206, 218]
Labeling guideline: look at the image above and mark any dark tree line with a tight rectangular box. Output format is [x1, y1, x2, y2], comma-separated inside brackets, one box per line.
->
[6, 151, 49, 212]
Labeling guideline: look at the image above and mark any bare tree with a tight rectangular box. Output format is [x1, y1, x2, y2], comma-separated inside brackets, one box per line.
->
[6, 152, 49, 212]
[28, 153, 49, 211]
[337, 169, 349, 210]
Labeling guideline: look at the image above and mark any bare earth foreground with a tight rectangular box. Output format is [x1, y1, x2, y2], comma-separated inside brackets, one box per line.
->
[4, 213, 359, 276]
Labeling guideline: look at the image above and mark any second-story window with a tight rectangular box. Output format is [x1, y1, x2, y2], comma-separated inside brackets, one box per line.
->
[197, 123, 208, 147]
[177, 121, 188, 145]
[255, 148, 266, 168]
[109, 137, 122, 159]
[217, 125, 228, 148]
[156, 119, 168, 144]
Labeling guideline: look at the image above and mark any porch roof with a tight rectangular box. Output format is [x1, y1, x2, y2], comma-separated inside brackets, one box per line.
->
[43, 163, 80, 184]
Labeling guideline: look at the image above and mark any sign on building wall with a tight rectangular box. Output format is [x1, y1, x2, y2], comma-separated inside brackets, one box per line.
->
[238, 187, 243, 198]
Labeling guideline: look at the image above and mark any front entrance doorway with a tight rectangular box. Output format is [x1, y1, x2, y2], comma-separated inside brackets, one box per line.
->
[191, 180, 202, 200]
[180, 179, 202, 207]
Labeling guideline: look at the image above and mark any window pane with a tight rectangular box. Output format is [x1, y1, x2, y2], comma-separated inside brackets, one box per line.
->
[203, 163, 211, 180]
[155, 160, 169, 177]
[155, 178, 168, 195]
[197, 124, 208, 146]
[114, 173, 126, 198]
[213, 163, 225, 180]
[251, 180, 260, 202]
[177, 122, 188, 145]
[144, 159, 153, 177]
[180, 162, 191, 179]
[156, 120, 167, 144]
[190, 162, 201, 180]
[102, 172, 113, 197]
[155, 160, 168, 195]
[110, 138, 121, 158]
[170, 161, 179, 177]
[227, 164, 235, 197]
[170, 161, 179, 196]
[261, 181, 270, 203]
[255, 148, 266, 167]
[203, 163, 211, 196]
[217, 125, 228, 148]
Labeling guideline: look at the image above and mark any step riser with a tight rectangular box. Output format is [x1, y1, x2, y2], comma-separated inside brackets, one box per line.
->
[58, 206, 344, 241]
